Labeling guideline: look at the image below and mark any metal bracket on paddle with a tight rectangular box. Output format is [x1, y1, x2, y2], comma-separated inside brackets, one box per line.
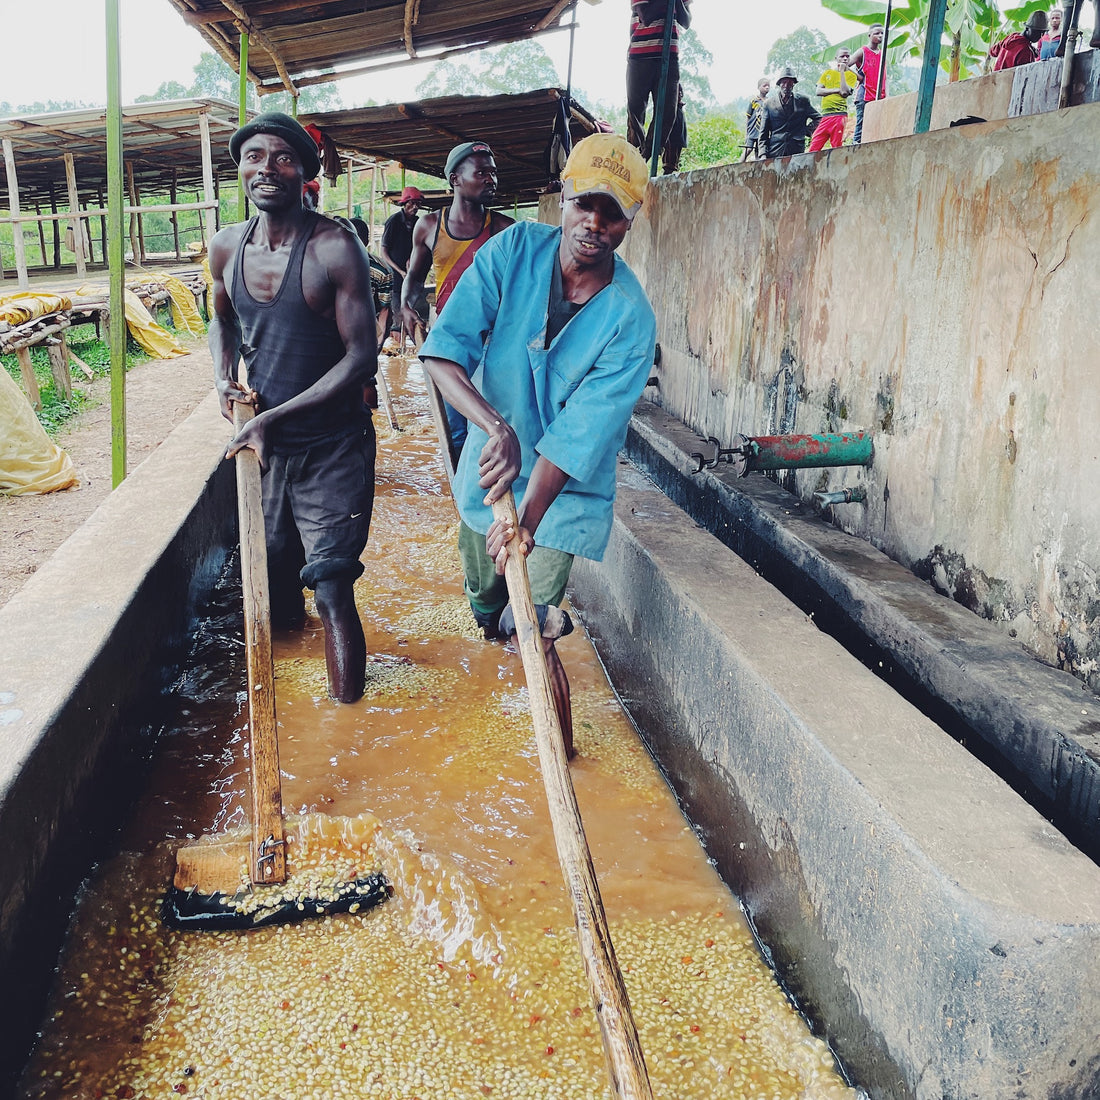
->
[255, 834, 286, 878]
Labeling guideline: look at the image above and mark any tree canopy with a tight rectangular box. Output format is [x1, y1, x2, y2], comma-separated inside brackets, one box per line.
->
[415, 40, 561, 99]
[136, 51, 343, 113]
[1, 99, 90, 117]
[765, 26, 833, 86]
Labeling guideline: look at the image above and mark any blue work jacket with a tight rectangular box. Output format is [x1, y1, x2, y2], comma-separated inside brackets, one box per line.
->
[420, 221, 656, 561]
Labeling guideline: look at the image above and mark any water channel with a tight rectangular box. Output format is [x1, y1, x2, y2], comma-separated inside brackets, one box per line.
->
[16, 356, 861, 1100]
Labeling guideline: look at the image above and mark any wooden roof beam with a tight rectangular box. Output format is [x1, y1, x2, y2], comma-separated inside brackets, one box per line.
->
[395, 104, 543, 174]
[258, 22, 570, 94]
[403, 0, 422, 58]
[213, 1, 300, 98]
[534, 0, 575, 32]
[182, 0, 312, 24]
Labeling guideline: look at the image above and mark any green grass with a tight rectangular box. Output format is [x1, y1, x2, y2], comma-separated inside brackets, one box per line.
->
[4, 333, 156, 437]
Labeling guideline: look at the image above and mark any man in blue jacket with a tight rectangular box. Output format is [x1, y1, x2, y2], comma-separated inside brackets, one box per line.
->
[418, 133, 657, 759]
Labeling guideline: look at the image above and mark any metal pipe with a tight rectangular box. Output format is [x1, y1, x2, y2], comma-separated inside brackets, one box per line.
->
[813, 486, 868, 507]
[727, 432, 874, 478]
[1059, 7, 1082, 109]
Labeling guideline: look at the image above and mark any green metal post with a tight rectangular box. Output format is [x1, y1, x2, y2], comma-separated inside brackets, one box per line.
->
[649, 0, 677, 178]
[914, 0, 948, 133]
[106, 0, 127, 487]
[238, 31, 249, 221]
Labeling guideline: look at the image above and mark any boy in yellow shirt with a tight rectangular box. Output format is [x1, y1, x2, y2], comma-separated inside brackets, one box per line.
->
[809, 47, 858, 151]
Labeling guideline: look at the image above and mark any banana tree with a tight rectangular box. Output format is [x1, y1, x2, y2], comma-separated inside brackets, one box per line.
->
[821, 0, 1051, 80]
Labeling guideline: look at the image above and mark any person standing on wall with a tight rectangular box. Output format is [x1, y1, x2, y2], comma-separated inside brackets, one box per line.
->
[380, 185, 423, 351]
[399, 141, 513, 462]
[626, 0, 692, 162]
[208, 112, 378, 704]
[1055, 0, 1100, 55]
[741, 77, 771, 161]
[760, 68, 821, 158]
[809, 47, 858, 151]
[416, 133, 657, 761]
[851, 23, 886, 146]
[1039, 7, 1063, 57]
[990, 10, 1049, 69]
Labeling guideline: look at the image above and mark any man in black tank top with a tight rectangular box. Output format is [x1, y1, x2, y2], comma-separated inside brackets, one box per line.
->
[208, 112, 379, 703]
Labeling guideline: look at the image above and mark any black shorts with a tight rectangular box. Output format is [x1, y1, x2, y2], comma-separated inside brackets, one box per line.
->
[262, 426, 376, 589]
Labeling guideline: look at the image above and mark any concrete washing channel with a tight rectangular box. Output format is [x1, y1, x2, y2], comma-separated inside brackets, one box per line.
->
[2, 390, 1099, 1099]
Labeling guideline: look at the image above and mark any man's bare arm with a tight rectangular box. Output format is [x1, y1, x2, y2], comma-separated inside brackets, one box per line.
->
[207, 227, 254, 420]
[421, 355, 521, 501]
[398, 212, 436, 332]
[226, 228, 377, 467]
[380, 242, 404, 277]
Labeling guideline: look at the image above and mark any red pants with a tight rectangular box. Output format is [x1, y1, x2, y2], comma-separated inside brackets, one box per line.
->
[809, 113, 846, 151]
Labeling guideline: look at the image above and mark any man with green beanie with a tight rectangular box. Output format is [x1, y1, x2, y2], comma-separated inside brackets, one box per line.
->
[209, 111, 379, 703]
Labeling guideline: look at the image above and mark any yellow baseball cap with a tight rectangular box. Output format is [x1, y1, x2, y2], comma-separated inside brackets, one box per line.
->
[560, 133, 649, 221]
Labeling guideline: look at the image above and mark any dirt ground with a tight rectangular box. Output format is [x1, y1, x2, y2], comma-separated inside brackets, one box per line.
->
[0, 337, 216, 610]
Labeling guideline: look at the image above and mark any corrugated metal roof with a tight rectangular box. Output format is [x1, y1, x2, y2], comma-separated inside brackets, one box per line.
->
[165, 0, 586, 97]
[302, 89, 599, 202]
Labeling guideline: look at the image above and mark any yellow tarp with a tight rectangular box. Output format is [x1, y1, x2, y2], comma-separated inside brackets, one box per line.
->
[120, 286, 188, 358]
[0, 292, 72, 326]
[0, 367, 77, 494]
[74, 281, 189, 360]
[163, 275, 204, 338]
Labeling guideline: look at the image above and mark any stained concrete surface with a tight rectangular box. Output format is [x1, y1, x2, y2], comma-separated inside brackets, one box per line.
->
[625, 103, 1100, 695]
[3, 389, 1100, 1098]
[571, 459, 1100, 1100]
[0, 393, 233, 1089]
[622, 399, 1100, 857]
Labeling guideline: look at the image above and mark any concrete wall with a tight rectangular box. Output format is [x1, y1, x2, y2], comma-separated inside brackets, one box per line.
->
[0, 395, 233, 1087]
[622, 101, 1100, 691]
[864, 51, 1100, 142]
[570, 474, 1100, 1100]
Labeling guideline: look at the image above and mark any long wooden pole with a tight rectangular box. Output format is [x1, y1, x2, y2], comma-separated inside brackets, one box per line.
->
[369, 163, 377, 247]
[238, 31, 249, 223]
[106, 0, 127, 487]
[64, 153, 87, 279]
[914, 0, 945, 134]
[649, 0, 677, 178]
[233, 402, 287, 885]
[199, 111, 216, 248]
[490, 492, 653, 1100]
[2, 138, 29, 288]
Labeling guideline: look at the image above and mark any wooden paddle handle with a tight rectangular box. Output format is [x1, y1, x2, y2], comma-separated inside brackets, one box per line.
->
[374, 361, 400, 432]
[491, 492, 653, 1100]
[233, 402, 286, 885]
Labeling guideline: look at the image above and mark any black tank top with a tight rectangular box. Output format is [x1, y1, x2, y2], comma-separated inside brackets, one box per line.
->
[230, 213, 368, 454]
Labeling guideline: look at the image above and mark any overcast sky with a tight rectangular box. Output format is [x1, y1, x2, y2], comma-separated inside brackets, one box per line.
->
[1, 0, 861, 114]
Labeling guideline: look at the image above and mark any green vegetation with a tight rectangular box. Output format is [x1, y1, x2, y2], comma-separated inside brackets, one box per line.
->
[681, 116, 745, 171]
[2, 333, 158, 436]
[821, 0, 1054, 81]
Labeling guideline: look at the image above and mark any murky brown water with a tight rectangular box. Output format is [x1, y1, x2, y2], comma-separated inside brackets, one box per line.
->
[17, 356, 860, 1100]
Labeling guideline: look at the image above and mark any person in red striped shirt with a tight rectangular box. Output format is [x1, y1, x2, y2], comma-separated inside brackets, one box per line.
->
[625, 0, 692, 162]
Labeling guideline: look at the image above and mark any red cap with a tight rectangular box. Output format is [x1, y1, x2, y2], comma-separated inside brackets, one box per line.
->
[395, 186, 424, 204]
